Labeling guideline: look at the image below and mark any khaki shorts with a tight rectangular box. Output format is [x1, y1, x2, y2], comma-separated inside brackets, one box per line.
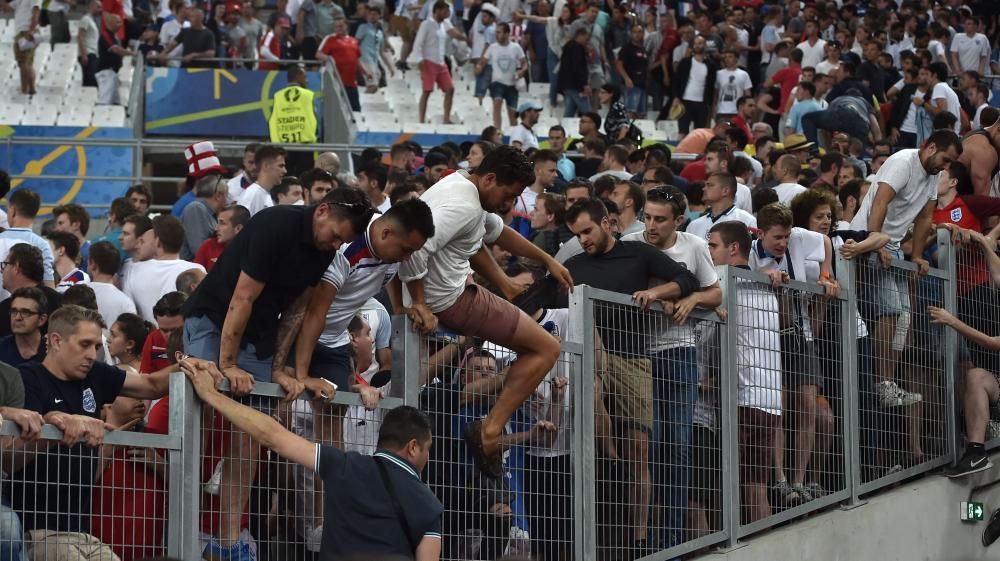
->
[602, 353, 654, 431]
[390, 15, 415, 43]
[436, 283, 523, 349]
[27, 530, 120, 561]
[14, 32, 35, 65]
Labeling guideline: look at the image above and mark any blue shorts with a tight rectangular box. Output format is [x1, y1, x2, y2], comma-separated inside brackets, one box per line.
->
[867, 249, 911, 318]
[183, 315, 274, 383]
[489, 81, 518, 108]
[307, 343, 353, 388]
[475, 65, 492, 97]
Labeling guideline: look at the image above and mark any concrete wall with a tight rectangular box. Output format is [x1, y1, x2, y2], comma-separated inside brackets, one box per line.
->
[694, 454, 1000, 561]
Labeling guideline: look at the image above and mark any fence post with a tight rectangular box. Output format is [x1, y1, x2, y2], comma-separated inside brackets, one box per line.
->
[938, 228, 960, 466]
[837, 254, 865, 508]
[718, 267, 741, 547]
[391, 314, 421, 407]
[567, 285, 597, 561]
[166, 371, 203, 560]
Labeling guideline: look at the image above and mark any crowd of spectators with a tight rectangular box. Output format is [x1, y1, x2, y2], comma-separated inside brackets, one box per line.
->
[4, 1, 1000, 561]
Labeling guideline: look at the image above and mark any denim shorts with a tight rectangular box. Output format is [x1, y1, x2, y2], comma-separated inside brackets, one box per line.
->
[475, 65, 492, 97]
[866, 249, 911, 318]
[489, 81, 518, 108]
[307, 343, 354, 388]
[183, 315, 274, 383]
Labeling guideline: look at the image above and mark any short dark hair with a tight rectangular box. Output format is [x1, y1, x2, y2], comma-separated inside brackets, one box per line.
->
[46, 231, 81, 262]
[819, 152, 844, 173]
[389, 182, 422, 206]
[757, 202, 794, 231]
[583, 138, 606, 155]
[152, 215, 186, 254]
[390, 142, 414, 159]
[707, 171, 737, 195]
[377, 405, 433, 449]
[928, 61, 949, 82]
[476, 145, 535, 187]
[287, 65, 306, 83]
[728, 155, 755, 179]
[789, 47, 804, 63]
[605, 145, 629, 166]
[320, 186, 375, 238]
[124, 214, 153, 236]
[533, 149, 559, 165]
[125, 184, 152, 205]
[709, 221, 751, 259]
[0, 170, 9, 200]
[725, 127, 749, 149]
[359, 162, 388, 192]
[925, 129, 962, 154]
[432, 0, 448, 11]
[563, 178, 594, 197]
[271, 175, 302, 203]
[580, 111, 602, 130]
[11, 286, 48, 314]
[53, 203, 91, 236]
[221, 204, 251, 227]
[798, 81, 816, 96]
[565, 197, 608, 225]
[89, 240, 121, 275]
[7, 243, 44, 283]
[838, 178, 863, 211]
[616, 180, 646, 213]
[645, 165, 674, 185]
[301, 167, 335, 189]
[62, 284, 98, 311]
[153, 291, 188, 318]
[382, 198, 435, 240]
[646, 185, 687, 218]
[109, 197, 138, 224]
[9, 189, 41, 219]
[536, 193, 567, 224]
[932, 111, 957, 131]
[254, 144, 286, 166]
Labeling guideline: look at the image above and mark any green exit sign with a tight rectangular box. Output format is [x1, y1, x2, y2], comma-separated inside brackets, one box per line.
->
[961, 501, 985, 521]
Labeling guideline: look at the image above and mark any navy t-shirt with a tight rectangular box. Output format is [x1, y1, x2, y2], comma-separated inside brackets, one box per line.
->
[0, 335, 45, 367]
[315, 446, 443, 559]
[9, 361, 126, 533]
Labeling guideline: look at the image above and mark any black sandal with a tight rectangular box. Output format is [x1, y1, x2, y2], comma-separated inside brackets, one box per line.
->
[463, 419, 504, 480]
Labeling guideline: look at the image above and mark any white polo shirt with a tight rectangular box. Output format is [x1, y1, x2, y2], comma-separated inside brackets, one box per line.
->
[685, 205, 757, 240]
[398, 171, 504, 312]
[749, 227, 826, 340]
[773, 182, 808, 205]
[238, 183, 274, 216]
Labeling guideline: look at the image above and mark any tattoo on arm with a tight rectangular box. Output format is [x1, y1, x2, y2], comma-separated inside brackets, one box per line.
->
[272, 288, 313, 373]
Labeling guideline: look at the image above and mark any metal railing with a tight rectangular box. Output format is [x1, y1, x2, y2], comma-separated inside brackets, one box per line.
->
[0, 229, 983, 560]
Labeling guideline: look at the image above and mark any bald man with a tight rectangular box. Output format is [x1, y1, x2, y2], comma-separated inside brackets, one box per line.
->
[315, 152, 342, 175]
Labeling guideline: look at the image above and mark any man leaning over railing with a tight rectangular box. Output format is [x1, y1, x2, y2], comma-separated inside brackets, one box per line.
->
[0, 305, 187, 561]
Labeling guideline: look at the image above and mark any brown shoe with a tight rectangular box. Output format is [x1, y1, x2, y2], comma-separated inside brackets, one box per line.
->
[463, 419, 504, 479]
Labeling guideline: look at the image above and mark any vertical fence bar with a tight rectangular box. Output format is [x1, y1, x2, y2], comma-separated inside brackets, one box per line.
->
[167, 370, 203, 560]
[391, 314, 421, 407]
[837, 254, 865, 507]
[938, 228, 960, 465]
[718, 267, 741, 547]
[567, 285, 597, 561]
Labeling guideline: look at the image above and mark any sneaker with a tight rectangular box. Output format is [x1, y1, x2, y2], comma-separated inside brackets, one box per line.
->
[203, 538, 257, 561]
[877, 380, 922, 408]
[305, 525, 323, 553]
[804, 482, 827, 499]
[204, 460, 224, 496]
[395, 61, 410, 71]
[774, 479, 804, 506]
[984, 508, 1000, 547]
[946, 450, 993, 478]
[791, 483, 815, 503]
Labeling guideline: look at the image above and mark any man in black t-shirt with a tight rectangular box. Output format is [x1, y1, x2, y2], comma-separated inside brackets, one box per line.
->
[158, 7, 217, 68]
[563, 197, 699, 552]
[616, 24, 649, 118]
[4, 305, 180, 560]
[182, 187, 372, 553]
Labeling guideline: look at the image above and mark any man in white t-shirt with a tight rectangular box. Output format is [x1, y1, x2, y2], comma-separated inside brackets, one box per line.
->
[794, 20, 826, 69]
[814, 40, 842, 76]
[685, 171, 757, 240]
[239, 144, 286, 216]
[969, 83, 991, 131]
[476, 22, 527, 131]
[227, 143, 259, 204]
[121, 215, 206, 322]
[514, 149, 558, 219]
[508, 101, 542, 150]
[413, 0, 465, 124]
[703, 143, 753, 213]
[715, 49, 753, 118]
[397, 145, 573, 479]
[951, 15, 991, 75]
[772, 154, 808, 204]
[706, 220, 781, 523]
[848, 130, 962, 409]
[86, 240, 137, 338]
[916, 63, 963, 134]
[621, 186, 721, 548]
[750, 202, 836, 506]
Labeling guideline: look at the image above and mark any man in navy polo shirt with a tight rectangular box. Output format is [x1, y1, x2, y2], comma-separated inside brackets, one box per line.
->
[3, 305, 189, 561]
[182, 358, 444, 560]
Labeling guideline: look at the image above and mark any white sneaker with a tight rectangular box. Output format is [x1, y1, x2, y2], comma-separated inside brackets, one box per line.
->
[877, 380, 922, 408]
[305, 525, 323, 553]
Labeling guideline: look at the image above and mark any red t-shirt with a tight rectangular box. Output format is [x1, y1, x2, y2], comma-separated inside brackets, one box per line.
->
[318, 34, 361, 88]
[195, 237, 226, 272]
[680, 159, 707, 183]
[140, 330, 171, 375]
[101, 0, 127, 39]
[932, 194, 1000, 294]
[731, 115, 753, 144]
[771, 65, 802, 110]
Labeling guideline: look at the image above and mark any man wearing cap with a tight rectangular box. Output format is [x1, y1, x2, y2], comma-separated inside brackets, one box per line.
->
[470, 3, 498, 105]
[260, 14, 291, 70]
[509, 101, 542, 150]
[174, 141, 228, 217]
[815, 40, 842, 75]
[413, 0, 466, 124]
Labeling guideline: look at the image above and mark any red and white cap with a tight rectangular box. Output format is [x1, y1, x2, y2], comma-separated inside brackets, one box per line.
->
[184, 141, 227, 178]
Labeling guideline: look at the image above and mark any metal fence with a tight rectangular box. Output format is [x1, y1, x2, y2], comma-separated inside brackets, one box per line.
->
[0, 229, 989, 560]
